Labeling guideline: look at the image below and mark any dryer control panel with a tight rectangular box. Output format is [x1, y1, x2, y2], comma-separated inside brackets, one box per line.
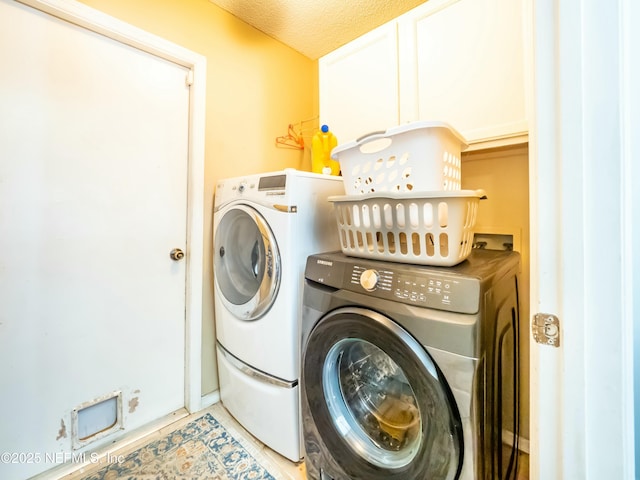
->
[306, 252, 481, 314]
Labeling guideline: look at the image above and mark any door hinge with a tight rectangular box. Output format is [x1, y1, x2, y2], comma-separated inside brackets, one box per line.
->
[532, 313, 560, 347]
[186, 69, 194, 86]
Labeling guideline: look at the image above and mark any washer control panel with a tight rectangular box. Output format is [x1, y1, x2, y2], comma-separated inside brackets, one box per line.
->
[214, 172, 289, 208]
[305, 251, 518, 315]
[345, 261, 480, 314]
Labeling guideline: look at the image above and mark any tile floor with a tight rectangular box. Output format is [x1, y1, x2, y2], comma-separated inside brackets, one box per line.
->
[206, 403, 307, 480]
[63, 401, 529, 480]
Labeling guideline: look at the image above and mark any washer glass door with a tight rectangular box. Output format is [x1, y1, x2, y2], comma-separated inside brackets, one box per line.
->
[303, 307, 462, 480]
[324, 338, 422, 468]
[214, 205, 279, 320]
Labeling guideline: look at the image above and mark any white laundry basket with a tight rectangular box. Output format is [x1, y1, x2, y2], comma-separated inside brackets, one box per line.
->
[331, 121, 468, 195]
[329, 190, 486, 267]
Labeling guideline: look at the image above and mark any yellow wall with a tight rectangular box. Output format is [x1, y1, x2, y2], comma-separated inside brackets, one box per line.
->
[462, 144, 530, 441]
[78, 0, 319, 395]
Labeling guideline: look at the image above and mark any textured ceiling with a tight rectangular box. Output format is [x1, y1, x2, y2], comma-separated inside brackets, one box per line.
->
[208, 0, 428, 59]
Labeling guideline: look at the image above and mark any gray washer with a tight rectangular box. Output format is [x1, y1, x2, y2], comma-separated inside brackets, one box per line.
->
[300, 249, 521, 480]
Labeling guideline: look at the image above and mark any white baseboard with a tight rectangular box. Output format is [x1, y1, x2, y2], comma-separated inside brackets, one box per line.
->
[503, 429, 530, 454]
[517, 436, 530, 454]
[200, 390, 221, 410]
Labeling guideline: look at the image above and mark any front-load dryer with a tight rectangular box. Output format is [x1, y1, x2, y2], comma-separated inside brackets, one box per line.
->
[301, 249, 521, 479]
[213, 169, 344, 462]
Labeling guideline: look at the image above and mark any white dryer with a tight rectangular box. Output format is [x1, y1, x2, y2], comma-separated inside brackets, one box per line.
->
[212, 169, 344, 462]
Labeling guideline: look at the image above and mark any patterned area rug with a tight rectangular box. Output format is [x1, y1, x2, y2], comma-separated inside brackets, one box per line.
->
[83, 411, 278, 480]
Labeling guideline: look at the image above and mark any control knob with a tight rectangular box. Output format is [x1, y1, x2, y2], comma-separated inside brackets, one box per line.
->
[360, 269, 379, 291]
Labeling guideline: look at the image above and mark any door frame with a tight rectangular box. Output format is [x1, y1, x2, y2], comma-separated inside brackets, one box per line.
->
[528, 0, 636, 477]
[17, 0, 206, 413]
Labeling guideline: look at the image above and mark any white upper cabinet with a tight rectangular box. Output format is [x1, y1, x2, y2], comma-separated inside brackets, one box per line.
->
[319, 0, 527, 149]
[319, 22, 399, 144]
[398, 0, 527, 147]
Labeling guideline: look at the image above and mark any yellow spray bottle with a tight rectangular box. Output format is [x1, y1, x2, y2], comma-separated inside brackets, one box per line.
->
[311, 124, 340, 175]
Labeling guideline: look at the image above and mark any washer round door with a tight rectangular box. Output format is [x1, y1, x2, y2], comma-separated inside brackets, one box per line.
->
[303, 307, 463, 480]
[214, 205, 280, 320]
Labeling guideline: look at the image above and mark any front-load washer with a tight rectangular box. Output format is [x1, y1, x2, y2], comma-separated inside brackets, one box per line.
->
[213, 169, 344, 462]
[301, 249, 521, 480]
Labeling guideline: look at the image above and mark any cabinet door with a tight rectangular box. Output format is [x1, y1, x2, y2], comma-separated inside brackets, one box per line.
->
[399, 0, 527, 146]
[319, 22, 399, 144]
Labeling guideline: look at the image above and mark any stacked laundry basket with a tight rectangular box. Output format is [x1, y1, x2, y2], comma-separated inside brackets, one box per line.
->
[328, 120, 484, 267]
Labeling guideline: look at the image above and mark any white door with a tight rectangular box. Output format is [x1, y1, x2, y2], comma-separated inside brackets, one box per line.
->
[529, 0, 636, 478]
[0, 1, 196, 478]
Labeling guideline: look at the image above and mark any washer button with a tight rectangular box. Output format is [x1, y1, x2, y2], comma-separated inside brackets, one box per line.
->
[360, 269, 379, 291]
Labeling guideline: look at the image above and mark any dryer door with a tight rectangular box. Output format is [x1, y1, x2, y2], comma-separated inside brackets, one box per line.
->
[214, 205, 280, 320]
[303, 307, 463, 480]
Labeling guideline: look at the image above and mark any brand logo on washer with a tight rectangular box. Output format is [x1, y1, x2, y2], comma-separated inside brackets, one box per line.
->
[316, 259, 333, 266]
